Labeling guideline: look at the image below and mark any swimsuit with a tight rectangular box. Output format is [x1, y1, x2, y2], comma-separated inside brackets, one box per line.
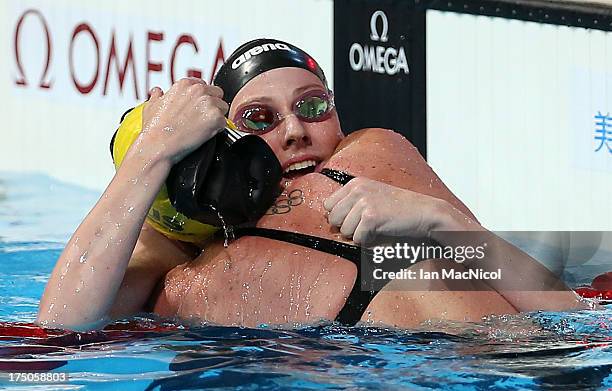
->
[229, 168, 378, 326]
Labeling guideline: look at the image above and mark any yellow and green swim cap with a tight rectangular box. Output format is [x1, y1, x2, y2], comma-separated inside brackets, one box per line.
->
[111, 103, 218, 243]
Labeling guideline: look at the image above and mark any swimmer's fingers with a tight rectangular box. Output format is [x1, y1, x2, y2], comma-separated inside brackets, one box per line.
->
[327, 188, 360, 227]
[339, 200, 366, 239]
[196, 95, 229, 115]
[346, 200, 379, 245]
[148, 87, 163, 100]
[194, 96, 228, 135]
[143, 87, 164, 123]
[176, 76, 207, 89]
[206, 85, 224, 99]
[323, 180, 355, 212]
[164, 77, 209, 99]
[353, 213, 377, 245]
[188, 82, 224, 100]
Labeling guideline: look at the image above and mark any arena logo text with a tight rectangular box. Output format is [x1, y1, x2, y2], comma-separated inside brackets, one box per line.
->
[231, 42, 291, 69]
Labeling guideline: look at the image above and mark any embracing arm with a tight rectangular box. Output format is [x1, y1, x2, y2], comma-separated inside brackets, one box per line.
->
[37, 78, 228, 331]
[324, 177, 589, 312]
[432, 206, 589, 312]
[37, 155, 171, 330]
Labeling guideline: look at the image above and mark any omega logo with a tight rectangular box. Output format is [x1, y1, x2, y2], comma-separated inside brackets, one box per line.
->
[12, 7, 226, 98]
[349, 10, 409, 76]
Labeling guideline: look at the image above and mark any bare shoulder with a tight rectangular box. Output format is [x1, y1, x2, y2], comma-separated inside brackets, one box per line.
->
[327, 128, 477, 221]
[330, 128, 425, 181]
[336, 128, 418, 153]
[110, 223, 200, 318]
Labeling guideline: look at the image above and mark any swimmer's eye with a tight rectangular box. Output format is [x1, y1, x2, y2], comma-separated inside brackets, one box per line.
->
[295, 96, 329, 119]
[240, 107, 277, 133]
[294, 91, 335, 123]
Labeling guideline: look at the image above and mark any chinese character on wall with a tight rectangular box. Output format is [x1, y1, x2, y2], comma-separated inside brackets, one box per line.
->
[594, 111, 612, 154]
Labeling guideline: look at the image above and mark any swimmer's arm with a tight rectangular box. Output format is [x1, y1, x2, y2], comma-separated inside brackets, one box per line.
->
[36, 155, 173, 331]
[433, 205, 590, 312]
[37, 78, 227, 331]
[324, 178, 587, 312]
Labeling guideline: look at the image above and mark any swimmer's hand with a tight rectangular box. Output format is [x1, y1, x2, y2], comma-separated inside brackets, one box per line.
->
[133, 77, 229, 165]
[323, 177, 474, 244]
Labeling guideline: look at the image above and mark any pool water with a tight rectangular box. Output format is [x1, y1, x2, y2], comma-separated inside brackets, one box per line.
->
[1, 173, 611, 390]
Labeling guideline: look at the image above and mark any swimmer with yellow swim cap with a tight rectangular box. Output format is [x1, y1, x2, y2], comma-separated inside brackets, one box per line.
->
[111, 102, 283, 244]
[111, 103, 218, 243]
[38, 39, 590, 332]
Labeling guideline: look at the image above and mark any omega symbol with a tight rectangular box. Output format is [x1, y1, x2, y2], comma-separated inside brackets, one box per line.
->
[370, 10, 388, 43]
[14, 9, 53, 88]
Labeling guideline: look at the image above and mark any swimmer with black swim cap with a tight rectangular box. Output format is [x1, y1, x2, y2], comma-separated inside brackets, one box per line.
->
[214, 39, 329, 104]
[219, 39, 342, 185]
[169, 38, 334, 227]
[161, 36, 333, 230]
[109, 39, 333, 241]
[37, 38, 590, 332]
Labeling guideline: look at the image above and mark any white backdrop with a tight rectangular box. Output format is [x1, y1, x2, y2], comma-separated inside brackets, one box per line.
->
[2, 0, 333, 190]
[427, 10, 612, 231]
[5, 1, 612, 233]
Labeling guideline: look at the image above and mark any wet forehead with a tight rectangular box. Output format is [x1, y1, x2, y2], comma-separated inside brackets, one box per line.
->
[229, 68, 326, 116]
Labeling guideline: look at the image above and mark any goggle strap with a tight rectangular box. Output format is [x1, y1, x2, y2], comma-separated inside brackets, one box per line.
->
[226, 127, 247, 143]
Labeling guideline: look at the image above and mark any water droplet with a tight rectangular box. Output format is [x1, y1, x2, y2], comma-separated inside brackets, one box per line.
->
[79, 251, 88, 263]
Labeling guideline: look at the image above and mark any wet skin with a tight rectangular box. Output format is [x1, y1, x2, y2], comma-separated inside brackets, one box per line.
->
[38, 70, 580, 332]
[152, 128, 518, 327]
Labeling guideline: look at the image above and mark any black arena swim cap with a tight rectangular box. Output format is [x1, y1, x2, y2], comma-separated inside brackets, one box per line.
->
[213, 38, 328, 105]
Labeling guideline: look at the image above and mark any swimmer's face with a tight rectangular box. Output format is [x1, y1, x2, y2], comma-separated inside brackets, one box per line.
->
[229, 68, 344, 180]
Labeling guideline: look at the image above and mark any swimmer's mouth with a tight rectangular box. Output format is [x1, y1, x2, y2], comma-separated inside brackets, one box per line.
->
[282, 159, 318, 179]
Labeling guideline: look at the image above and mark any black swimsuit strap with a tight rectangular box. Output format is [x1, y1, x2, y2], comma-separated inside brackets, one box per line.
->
[320, 168, 355, 185]
[231, 227, 365, 261]
[230, 226, 377, 326]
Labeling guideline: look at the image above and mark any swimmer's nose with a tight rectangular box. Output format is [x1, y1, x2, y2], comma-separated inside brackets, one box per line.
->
[282, 114, 311, 149]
